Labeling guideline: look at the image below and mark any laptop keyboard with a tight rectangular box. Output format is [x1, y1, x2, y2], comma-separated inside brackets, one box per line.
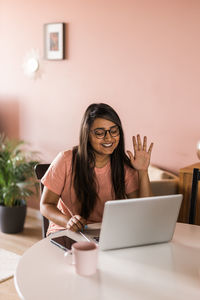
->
[93, 236, 99, 243]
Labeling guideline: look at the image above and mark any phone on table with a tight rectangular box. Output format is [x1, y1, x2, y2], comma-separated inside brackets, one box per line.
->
[50, 236, 76, 252]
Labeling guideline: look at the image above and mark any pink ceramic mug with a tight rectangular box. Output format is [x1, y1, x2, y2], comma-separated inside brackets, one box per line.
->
[72, 241, 98, 276]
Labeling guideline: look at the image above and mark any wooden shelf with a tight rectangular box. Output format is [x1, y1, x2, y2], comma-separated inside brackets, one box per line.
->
[178, 163, 200, 225]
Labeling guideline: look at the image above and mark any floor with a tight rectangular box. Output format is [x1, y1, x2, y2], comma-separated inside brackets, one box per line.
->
[0, 215, 42, 300]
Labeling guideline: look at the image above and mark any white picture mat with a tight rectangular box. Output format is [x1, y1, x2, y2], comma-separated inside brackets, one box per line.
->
[44, 23, 64, 60]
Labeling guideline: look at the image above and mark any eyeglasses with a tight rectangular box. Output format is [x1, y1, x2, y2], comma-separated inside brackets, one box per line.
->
[91, 125, 120, 139]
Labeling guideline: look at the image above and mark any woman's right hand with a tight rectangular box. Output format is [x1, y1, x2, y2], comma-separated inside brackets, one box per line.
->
[66, 215, 87, 232]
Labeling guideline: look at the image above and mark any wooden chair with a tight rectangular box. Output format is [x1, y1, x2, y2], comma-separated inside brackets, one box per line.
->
[189, 168, 200, 224]
[34, 164, 50, 238]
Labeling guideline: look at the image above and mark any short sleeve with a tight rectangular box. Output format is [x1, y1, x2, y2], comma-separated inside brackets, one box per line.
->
[41, 151, 71, 196]
[125, 165, 138, 195]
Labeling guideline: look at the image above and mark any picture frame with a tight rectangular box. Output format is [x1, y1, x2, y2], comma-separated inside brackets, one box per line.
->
[44, 23, 65, 60]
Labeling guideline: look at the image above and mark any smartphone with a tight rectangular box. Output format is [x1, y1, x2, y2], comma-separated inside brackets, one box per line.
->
[50, 235, 76, 252]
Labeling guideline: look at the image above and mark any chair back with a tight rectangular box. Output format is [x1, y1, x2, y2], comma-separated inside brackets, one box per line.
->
[189, 168, 200, 224]
[34, 164, 50, 238]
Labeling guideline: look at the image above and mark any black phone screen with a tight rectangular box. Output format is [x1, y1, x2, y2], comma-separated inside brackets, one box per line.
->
[50, 236, 76, 251]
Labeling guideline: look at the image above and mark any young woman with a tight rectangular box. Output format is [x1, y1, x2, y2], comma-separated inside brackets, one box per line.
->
[40, 103, 153, 235]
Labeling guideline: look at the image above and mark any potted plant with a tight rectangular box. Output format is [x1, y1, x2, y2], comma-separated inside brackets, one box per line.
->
[0, 134, 39, 233]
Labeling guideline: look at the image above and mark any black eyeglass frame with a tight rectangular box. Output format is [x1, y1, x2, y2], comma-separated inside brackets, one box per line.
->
[90, 125, 120, 139]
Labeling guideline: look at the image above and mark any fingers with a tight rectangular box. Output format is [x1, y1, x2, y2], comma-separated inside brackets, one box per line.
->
[137, 134, 142, 150]
[133, 134, 153, 153]
[132, 135, 143, 151]
[148, 142, 153, 154]
[127, 150, 134, 162]
[67, 215, 86, 232]
[75, 215, 85, 228]
[143, 136, 147, 151]
[132, 136, 137, 153]
[67, 223, 77, 232]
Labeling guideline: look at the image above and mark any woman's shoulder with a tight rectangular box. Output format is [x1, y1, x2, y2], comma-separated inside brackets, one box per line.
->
[52, 149, 73, 166]
[62, 149, 73, 160]
[50, 149, 74, 177]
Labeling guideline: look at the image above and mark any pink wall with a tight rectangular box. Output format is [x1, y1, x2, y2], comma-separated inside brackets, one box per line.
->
[1, 0, 200, 177]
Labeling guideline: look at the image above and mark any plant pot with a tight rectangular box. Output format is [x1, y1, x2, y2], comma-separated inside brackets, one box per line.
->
[0, 202, 27, 234]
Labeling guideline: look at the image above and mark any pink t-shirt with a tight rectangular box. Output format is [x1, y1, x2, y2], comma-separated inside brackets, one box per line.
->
[41, 150, 138, 235]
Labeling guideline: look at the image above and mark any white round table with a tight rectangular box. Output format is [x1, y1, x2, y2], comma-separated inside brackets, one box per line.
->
[14, 223, 200, 300]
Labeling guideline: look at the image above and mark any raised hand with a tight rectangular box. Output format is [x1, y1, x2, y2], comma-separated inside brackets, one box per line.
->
[127, 134, 153, 171]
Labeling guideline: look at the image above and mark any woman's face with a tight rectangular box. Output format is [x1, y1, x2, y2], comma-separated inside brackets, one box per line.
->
[89, 118, 120, 157]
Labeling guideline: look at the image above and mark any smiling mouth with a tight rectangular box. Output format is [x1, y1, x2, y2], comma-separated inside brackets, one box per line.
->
[101, 143, 113, 148]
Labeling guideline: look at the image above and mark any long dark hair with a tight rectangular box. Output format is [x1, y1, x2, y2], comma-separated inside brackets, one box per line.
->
[72, 103, 133, 219]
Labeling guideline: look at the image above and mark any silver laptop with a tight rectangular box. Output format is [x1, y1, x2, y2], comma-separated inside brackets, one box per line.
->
[83, 194, 183, 251]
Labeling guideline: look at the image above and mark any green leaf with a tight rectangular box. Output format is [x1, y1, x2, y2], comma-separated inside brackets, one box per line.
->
[0, 133, 40, 207]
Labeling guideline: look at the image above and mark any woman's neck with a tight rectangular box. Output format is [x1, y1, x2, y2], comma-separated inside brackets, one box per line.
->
[94, 154, 110, 168]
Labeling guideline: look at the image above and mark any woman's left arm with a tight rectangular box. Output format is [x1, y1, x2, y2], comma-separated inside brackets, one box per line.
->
[127, 134, 153, 198]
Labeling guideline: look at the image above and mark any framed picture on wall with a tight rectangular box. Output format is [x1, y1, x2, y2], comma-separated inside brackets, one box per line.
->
[44, 23, 65, 60]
